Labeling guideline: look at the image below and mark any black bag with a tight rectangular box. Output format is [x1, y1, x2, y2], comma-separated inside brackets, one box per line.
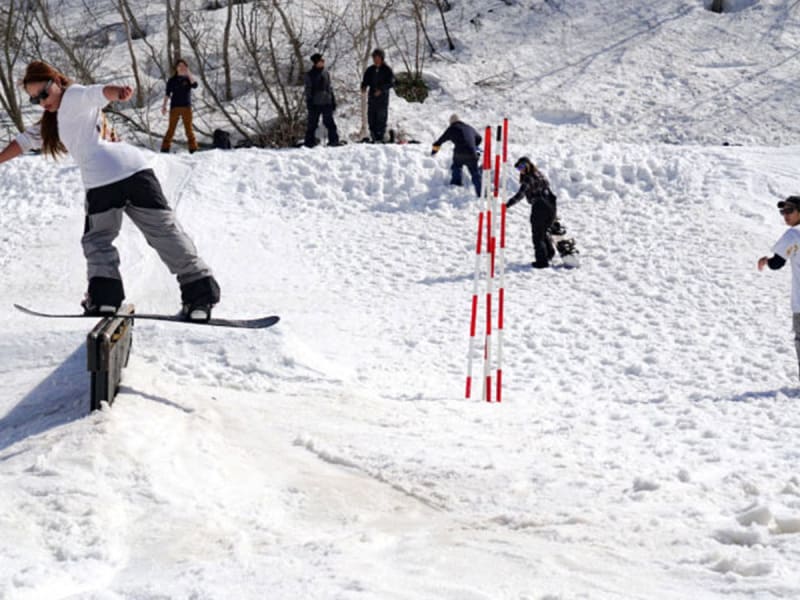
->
[213, 129, 232, 150]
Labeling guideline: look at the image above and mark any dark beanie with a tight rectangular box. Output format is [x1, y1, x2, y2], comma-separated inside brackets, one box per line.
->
[778, 196, 800, 210]
[310, 53, 323, 64]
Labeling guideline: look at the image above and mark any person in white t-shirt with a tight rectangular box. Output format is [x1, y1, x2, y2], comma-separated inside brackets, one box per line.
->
[0, 61, 220, 321]
[758, 195, 800, 379]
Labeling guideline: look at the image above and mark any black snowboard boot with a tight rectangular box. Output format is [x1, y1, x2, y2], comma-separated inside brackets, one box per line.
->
[556, 238, 578, 256]
[180, 276, 221, 322]
[548, 220, 566, 236]
[82, 276, 125, 315]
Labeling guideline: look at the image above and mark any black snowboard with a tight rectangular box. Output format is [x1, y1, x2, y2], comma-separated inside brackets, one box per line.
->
[13, 304, 280, 330]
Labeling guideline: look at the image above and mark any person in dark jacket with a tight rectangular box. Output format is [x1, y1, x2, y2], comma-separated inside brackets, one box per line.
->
[507, 156, 557, 269]
[304, 53, 340, 148]
[431, 114, 483, 196]
[360, 49, 394, 143]
[160, 59, 199, 153]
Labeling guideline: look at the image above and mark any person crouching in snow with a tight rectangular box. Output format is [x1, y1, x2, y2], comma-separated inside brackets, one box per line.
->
[758, 195, 800, 379]
[0, 61, 220, 321]
[507, 157, 563, 269]
[431, 114, 483, 197]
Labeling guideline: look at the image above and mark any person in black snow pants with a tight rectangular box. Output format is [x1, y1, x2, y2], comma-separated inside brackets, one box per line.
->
[507, 156, 558, 269]
[360, 49, 394, 143]
[431, 114, 483, 197]
[304, 53, 340, 148]
[0, 61, 220, 321]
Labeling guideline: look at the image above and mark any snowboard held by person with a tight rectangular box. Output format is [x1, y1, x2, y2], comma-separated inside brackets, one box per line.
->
[758, 195, 800, 380]
[431, 114, 483, 197]
[0, 61, 220, 321]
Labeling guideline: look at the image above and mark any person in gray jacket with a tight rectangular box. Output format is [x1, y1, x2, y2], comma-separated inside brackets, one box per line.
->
[304, 53, 340, 147]
[0, 61, 220, 321]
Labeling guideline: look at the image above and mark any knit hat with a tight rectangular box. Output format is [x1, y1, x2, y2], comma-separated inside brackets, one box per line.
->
[372, 48, 385, 60]
[310, 53, 324, 64]
[449, 113, 460, 125]
[777, 196, 800, 210]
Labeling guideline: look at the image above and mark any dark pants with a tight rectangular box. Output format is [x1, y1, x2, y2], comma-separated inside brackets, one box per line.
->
[368, 101, 389, 142]
[531, 203, 556, 268]
[82, 169, 218, 306]
[305, 105, 339, 147]
[451, 156, 482, 197]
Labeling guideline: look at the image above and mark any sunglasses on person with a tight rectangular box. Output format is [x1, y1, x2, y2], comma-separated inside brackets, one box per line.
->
[780, 207, 797, 215]
[29, 80, 53, 105]
[516, 164, 527, 172]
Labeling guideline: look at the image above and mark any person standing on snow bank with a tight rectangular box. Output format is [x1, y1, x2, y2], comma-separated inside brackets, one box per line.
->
[304, 53, 341, 148]
[506, 157, 560, 269]
[431, 114, 483, 197]
[360, 49, 394, 143]
[758, 195, 800, 379]
[160, 59, 199, 154]
[0, 61, 220, 321]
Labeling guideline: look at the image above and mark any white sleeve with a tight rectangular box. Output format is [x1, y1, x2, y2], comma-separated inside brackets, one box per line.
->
[772, 229, 800, 259]
[15, 124, 43, 153]
[61, 84, 108, 115]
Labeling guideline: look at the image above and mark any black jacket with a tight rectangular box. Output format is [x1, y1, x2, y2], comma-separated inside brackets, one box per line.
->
[433, 121, 482, 161]
[166, 75, 198, 108]
[361, 64, 394, 104]
[304, 67, 335, 108]
[507, 169, 557, 213]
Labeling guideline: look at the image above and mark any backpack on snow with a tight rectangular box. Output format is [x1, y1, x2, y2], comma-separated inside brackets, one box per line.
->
[213, 129, 232, 150]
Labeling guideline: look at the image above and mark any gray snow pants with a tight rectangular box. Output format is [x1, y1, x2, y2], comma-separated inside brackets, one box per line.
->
[82, 169, 213, 286]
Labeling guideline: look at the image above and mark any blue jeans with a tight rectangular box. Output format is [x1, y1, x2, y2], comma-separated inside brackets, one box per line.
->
[451, 157, 482, 197]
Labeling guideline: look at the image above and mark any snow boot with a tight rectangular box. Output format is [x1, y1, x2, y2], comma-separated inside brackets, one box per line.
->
[180, 276, 220, 322]
[81, 276, 124, 315]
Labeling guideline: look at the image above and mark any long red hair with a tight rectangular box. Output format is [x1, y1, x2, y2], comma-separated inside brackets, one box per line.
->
[22, 61, 71, 159]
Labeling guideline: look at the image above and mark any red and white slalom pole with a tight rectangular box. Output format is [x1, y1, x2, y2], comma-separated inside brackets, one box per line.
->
[496, 119, 509, 403]
[482, 127, 494, 402]
[465, 120, 510, 403]
[465, 212, 484, 399]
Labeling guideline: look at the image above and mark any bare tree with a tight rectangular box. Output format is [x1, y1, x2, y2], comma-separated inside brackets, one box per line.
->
[114, 0, 145, 107]
[33, 0, 102, 83]
[166, 0, 182, 65]
[0, 0, 34, 132]
[433, 0, 455, 51]
[386, 0, 430, 103]
[222, 0, 234, 100]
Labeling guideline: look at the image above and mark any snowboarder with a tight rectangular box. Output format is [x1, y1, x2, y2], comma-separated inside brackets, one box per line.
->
[507, 157, 564, 269]
[0, 61, 220, 321]
[304, 53, 340, 148]
[758, 195, 800, 379]
[360, 49, 394, 143]
[160, 59, 199, 154]
[431, 114, 483, 197]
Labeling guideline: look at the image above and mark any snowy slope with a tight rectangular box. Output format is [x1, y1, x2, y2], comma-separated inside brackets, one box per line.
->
[2, 1, 800, 599]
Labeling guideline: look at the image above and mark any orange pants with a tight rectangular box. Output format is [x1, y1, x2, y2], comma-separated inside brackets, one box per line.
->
[161, 107, 197, 152]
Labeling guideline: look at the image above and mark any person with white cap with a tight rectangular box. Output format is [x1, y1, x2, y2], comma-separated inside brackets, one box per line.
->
[431, 114, 483, 196]
[758, 195, 800, 379]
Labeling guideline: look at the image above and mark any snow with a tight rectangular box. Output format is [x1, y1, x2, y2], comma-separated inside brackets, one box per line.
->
[2, 0, 800, 598]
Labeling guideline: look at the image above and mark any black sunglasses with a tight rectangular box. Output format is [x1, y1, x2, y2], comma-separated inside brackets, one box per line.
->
[29, 80, 53, 105]
[780, 207, 797, 215]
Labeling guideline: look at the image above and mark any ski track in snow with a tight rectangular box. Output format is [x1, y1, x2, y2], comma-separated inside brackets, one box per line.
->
[2, 0, 800, 598]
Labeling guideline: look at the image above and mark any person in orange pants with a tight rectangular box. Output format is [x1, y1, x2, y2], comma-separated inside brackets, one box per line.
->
[160, 59, 199, 153]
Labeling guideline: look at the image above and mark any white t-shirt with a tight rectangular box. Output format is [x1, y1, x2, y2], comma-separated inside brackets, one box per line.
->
[772, 227, 800, 312]
[15, 84, 149, 190]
